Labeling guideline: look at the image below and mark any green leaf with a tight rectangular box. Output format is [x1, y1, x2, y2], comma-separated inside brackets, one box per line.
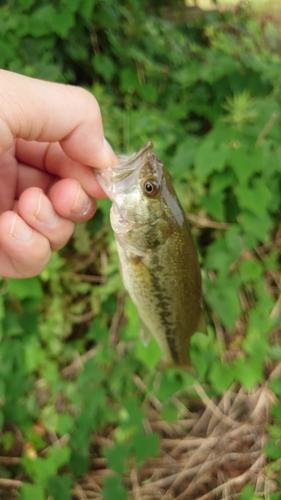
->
[120, 399, 145, 430]
[239, 259, 263, 282]
[96, 4, 117, 29]
[271, 377, 281, 398]
[233, 357, 264, 390]
[201, 192, 225, 221]
[195, 139, 229, 180]
[22, 446, 71, 485]
[208, 284, 241, 331]
[29, 5, 57, 36]
[0, 379, 5, 406]
[205, 239, 232, 272]
[270, 346, 281, 360]
[209, 361, 235, 394]
[69, 447, 89, 478]
[47, 474, 72, 500]
[161, 403, 180, 423]
[79, 0, 96, 18]
[243, 328, 269, 362]
[240, 483, 261, 500]
[20, 483, 45, 500]
[104, 443, 130, 475]
[235, 177, 271, 218]
[154, 370, 189, 402]
[272, 403, 281, 422]
[24, 338, 46, 373]
[201, 52, 240, 83]
[61, 0, 81, 14]
[210, 169, 236, 195]
[135, 335, 161, 370]
[191, 331, 218, 380]
[7, 277, 43, 301]
[102, 475, 127, 500]
[238, 209, 273, 243]
[265, 439, 281, 460]
[229, 145, 263, 183]
[0, 40, 17, 66]
[139, 83, 158, 103]
[49, 445, 72, 469]
[93, 54, 115, 82]
[56, 413, 75, 436]
[225, 226, 244, 254]
[1, 431, 14, 452]
[171, 136, 199, 176]
[30, 5, 74, 38]
[132, 429, 160, 465]
[173, 62, 201, 87]
[0, 411, 4, 431]
[120, 68, 139, 92]
[0, 293, 4, 321]
[19, 0, 36, 8]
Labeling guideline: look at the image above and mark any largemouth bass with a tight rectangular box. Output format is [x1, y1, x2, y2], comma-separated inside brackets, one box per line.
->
[95, 142, 203, 372]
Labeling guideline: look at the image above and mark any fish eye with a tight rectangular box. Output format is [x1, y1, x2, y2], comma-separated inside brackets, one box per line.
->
[143, 179, 160, 197]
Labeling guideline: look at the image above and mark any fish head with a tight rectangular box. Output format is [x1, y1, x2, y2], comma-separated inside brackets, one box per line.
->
[95, 142, 168, 236]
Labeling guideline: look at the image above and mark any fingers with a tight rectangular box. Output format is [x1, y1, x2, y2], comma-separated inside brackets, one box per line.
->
[0, 144, 18, 212]
[0, 212, 52, 278]
[17, 188, 75, 250]
[0, 182, 96, 278]
[0, 70, 117, 168]
[0, 70, 116, 279]
[15, 141, 107, 199]
[15, 162, 53, 200]
[48, 178, 97, 222]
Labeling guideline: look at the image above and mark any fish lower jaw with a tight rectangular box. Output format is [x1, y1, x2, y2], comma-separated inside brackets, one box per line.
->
[110, 205, 133, 234]
[113, 218, 133, 234]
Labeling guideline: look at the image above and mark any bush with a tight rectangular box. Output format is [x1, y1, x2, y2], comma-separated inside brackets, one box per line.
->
[0, 0, 281, 498]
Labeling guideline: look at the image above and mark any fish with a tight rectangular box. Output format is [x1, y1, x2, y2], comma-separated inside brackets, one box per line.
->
[94, 142, 203, 372]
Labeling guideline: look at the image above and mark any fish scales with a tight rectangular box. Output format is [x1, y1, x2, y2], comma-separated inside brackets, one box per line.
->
[94, 142, 203, 371]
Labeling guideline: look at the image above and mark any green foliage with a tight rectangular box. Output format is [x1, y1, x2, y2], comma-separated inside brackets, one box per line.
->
[240, 483, 262, 500]
[1, 0, 281, 497]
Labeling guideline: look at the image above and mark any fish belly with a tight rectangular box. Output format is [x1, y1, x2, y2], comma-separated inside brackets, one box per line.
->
[116, 233, 201, 367]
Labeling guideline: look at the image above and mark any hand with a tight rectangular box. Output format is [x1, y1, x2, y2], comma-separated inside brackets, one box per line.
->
[0, 70, 117, 279]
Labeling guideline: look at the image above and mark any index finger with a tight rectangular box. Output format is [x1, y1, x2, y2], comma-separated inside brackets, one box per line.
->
[0, 70, 117, 168]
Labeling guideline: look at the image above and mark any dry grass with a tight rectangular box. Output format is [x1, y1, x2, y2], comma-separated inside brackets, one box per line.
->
[0, 370, 278, 500]
[73, 365, 281, 500]
[194, 0, 280, 12]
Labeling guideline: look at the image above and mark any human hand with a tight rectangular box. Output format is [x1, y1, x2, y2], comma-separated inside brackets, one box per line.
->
[0, 70, 117, 279]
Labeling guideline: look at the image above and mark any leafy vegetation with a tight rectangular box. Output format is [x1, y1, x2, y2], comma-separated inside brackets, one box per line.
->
[0, 0, 281, 498]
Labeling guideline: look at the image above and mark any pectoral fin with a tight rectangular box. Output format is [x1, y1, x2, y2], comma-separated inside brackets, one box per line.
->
[139, 318, 152, 346]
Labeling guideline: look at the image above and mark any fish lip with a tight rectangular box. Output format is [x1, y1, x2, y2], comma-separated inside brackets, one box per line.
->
[94, 142, 154, 198]
[114, 142, 153, 174]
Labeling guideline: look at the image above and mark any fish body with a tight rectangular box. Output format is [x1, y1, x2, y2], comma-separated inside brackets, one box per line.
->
[95, 142, 202, 370]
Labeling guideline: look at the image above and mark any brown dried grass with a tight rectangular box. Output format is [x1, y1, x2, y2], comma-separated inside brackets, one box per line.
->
[75, 365, 281, 500]
[0, 364, 279, 500]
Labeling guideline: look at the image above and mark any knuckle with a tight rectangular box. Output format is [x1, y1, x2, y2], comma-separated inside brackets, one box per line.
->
[70, 85, 101, 121]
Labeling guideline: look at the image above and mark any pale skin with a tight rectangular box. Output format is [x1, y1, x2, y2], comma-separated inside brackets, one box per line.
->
[0, 70, 117, 279]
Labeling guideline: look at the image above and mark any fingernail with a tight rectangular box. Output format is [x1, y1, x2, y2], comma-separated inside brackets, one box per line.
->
[71, 184, 90, 216]
[10, 214, 32, 241]
[35, 191, 59, 225]
[103, 138, 118, 166]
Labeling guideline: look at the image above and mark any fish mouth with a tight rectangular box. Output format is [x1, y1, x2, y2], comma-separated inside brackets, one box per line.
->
[94, 142, 153, 199]
[112, 142, 153, 182]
